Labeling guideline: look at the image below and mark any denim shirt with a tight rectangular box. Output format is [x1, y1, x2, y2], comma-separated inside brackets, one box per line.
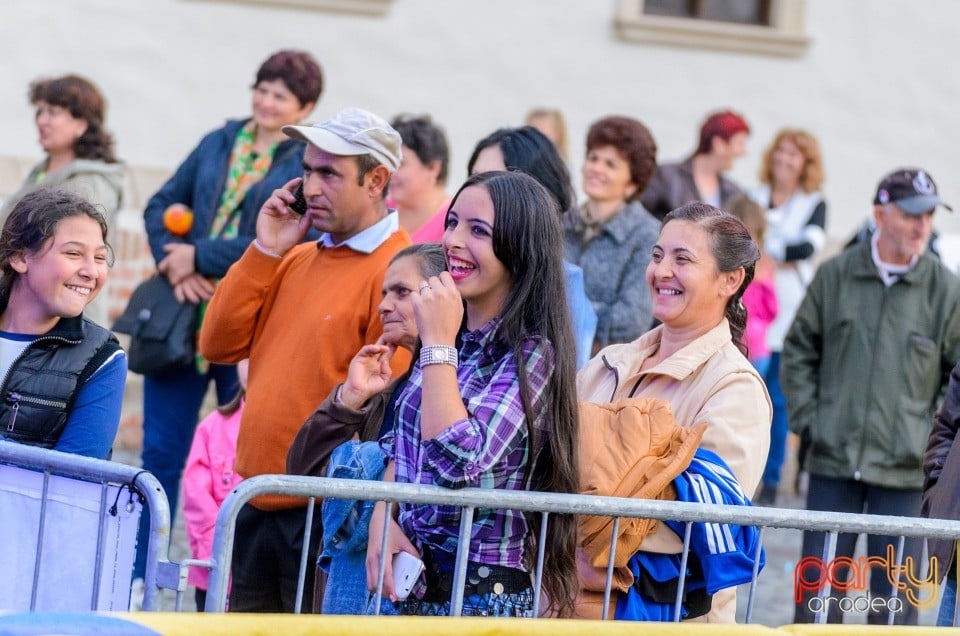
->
[319, 440, 387, 615]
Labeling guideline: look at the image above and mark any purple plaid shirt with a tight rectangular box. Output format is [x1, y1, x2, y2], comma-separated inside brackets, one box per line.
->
[381, 319, 554, 569]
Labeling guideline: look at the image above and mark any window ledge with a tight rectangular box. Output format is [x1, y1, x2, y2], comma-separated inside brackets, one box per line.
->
[212, 0, 392, 16]
[616, 0, 810, 58]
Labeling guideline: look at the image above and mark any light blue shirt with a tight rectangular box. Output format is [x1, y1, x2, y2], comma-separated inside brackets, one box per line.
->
[319, 210, 400, 253]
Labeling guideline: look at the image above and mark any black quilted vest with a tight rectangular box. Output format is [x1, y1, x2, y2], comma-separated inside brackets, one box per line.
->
[0, 315, 119, 449]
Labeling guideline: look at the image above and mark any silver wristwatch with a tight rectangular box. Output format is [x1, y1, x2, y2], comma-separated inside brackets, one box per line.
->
[420, 344, 458, 368]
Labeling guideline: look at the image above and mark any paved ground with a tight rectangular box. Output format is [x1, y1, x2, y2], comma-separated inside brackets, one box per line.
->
[112, 372, 942, 624]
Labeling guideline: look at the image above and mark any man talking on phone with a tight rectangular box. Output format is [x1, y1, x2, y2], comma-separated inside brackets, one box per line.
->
[200, 107, 412, 612]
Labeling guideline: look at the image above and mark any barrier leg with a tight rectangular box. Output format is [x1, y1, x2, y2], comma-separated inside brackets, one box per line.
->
[531, 512, 549, 617]
[449, 506, 474, 616]
[601, 516, 621, 620]
[673, 521, 693, 622]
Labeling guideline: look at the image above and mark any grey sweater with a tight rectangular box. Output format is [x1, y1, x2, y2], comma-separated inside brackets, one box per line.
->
[563, 200, 661, 349]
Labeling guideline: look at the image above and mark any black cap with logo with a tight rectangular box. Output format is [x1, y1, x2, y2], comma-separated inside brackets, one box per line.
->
[874, 168, 953, 214]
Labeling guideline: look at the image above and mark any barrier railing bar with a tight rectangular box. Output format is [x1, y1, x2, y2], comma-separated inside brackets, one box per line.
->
[214, 476, 960, 539]
[90, 481, 109, 610]
[531, 512, 548, 616]
[29, 470, 52, 611]
[372, 500, 393, 616]
[744, 526, 764, 623]
[137, 471, 171, 611]
[815, 530, 839, 624]
[887, 535, 906, 626]
[0, 443, 172, 613]
[450, 505, 475, 616]
[954, 539, 960, 627]
[673, 521, 693, 622]
[206, 475, 960, 613]
[294, 497, 316, 614]
[601, 515, 621, 620]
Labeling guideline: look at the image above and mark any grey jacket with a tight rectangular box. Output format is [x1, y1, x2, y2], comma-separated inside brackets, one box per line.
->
[0, 159, 124, 226]
[563, 200, 660, 349]
[782, 240, 960, 489]
[641, 158, 742, 221]
[0, 159, 125, 328]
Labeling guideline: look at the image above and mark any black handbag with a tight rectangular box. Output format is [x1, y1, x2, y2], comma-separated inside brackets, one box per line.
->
[112, 274, 198, 375]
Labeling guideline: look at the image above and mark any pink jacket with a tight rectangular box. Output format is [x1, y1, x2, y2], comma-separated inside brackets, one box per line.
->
[182, 403, 244, 590]
[743, 258, 778, 361]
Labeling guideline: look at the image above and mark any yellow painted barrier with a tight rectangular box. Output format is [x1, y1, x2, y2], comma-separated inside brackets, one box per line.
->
[780, 626, 960, 635]
[2, 613, 958, 635]
[125, 614, 784, 636]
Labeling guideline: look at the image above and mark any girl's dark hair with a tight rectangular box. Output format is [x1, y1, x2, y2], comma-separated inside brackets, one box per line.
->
[391, 114, 450, 185]
[467, 126, 575, 214]
[0, 188, 111, 308]
[585, 116, 657, 200]
[446, 171, 579, 616]
[662, 201, 760, 356]
[254, 49, 324, 107]
[29, 75, 116, 163]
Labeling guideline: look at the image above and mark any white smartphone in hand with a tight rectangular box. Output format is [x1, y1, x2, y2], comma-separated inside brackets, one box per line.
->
[392, 551, 425, 601]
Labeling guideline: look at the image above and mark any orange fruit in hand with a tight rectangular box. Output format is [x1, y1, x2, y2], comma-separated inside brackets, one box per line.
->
[163, 204, 194, 236]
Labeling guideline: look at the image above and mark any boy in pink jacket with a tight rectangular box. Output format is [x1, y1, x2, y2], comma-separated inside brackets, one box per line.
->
[182, 359, 247, 610]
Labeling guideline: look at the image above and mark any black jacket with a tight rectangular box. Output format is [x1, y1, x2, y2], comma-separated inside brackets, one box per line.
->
[922, 361, 960, 579]
[0, 314, 118, 449]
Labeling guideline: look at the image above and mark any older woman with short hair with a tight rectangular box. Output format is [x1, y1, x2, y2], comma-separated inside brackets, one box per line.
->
[563, 115, 660, 351]
[132, 49, 324, 593]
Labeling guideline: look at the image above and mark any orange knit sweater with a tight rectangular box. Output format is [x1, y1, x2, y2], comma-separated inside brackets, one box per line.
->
[199, 234, 411, 509]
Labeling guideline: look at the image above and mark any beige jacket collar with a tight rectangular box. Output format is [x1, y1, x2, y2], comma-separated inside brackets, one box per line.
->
[602, 318, 733, 383]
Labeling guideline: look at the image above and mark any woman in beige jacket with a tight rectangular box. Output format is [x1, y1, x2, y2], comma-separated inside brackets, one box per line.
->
[577, 201, 772, 622]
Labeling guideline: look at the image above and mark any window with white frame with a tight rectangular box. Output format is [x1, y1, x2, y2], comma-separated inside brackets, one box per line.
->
[616, 0, 810, 57]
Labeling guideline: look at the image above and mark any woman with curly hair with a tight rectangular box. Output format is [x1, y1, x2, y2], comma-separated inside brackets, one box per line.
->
[564, 115, 660, 351]
[1, 74, 124, 327]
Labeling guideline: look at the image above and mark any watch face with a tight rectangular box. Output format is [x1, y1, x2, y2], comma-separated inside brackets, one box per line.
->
[435, 348, 448, 362]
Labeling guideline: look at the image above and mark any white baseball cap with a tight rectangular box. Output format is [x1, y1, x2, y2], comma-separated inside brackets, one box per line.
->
[283, 107, 402, 173]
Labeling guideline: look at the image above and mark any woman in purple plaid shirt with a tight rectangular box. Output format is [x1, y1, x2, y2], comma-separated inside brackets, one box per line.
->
[365, 171, 580, 617]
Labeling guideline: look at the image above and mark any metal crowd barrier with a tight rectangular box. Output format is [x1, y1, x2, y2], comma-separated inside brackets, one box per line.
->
[205, 475, 960, 624]
[0, 442, 174, 612]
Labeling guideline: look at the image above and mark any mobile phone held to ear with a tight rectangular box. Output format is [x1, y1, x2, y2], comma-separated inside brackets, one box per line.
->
[392, 551, 424, 601]
[290, 181, 308, 215]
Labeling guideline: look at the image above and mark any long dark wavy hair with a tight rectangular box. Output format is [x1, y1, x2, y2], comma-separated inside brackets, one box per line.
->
[446, 170, 579, 615]
[662, 201, 760, 356]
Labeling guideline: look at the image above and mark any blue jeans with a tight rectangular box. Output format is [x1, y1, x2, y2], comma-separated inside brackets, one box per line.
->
[938, 569, 957, 626]
[761, 352, 788, 488]
[794, 474, 922, 625]
[133, 362, 238, 579]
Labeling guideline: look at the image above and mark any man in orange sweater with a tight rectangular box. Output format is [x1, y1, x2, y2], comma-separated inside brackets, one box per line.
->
[199, 107, 411, 612]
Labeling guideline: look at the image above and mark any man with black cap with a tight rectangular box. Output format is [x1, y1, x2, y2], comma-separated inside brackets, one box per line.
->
[199, 107, 411, 612]
[783, 168, 960, 624]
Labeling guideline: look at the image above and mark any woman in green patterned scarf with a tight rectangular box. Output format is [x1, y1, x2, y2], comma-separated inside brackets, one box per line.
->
[131, 50, 324, 591]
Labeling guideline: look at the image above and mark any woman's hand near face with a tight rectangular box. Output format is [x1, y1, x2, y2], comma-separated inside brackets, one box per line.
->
[411, 272, 463, 346]
[340, 341, 396, 410]
[256, 178, 312, 257]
